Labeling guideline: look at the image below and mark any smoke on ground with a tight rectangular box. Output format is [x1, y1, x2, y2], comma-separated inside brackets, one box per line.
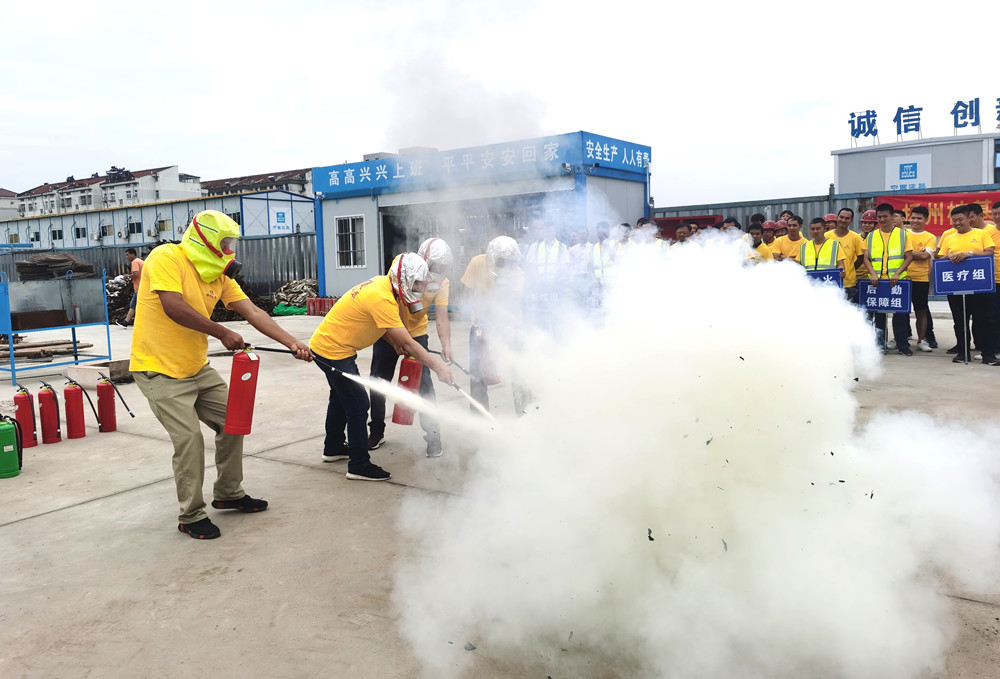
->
[393, 231, 1000, 678]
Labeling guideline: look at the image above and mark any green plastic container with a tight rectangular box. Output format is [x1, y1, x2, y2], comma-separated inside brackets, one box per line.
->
[0, 419, 21, 478]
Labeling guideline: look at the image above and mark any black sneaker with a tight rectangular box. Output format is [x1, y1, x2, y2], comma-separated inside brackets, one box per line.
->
[898, 347, 913, 356]
[927, 335, 938, 349]
[211, 494, 268, 512]
[178, 517, 221, 539]
[952, 354, 966, 363]
[946, 345, 961, 354]
[114, 319, 127, 328]
[983, 354, 1000, 366]
[346, 464, 391, 481]
[322, 442, 350, 463]
[426, 448, 443, 459]
[367, 433, 385, 450]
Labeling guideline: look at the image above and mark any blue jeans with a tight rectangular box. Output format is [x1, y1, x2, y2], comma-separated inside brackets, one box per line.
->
[313, 353, 371, 470]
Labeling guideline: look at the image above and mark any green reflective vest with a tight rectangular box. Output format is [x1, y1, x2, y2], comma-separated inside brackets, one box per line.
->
[867, 227, 908, 279]
[800, 239, 840, 270]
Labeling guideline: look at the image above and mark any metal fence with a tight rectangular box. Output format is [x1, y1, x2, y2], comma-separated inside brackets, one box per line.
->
[653, 193, 878, 227]
[0, 233, 317, 297]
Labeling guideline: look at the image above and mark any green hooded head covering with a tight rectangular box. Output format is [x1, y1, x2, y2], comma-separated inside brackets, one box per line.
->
[179, 210, 241, 282]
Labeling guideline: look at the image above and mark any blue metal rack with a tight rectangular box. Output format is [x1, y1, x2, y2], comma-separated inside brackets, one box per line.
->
[0, 269, 113, 387]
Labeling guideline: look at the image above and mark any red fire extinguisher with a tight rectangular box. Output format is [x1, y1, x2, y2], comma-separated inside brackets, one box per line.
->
[13, 386, 37, 449]
[64, 379, 100, 439]
[391, 356, 423, 426]
[37, 381, 61, 444]
[96, 372, 135, 433]
[225, 349, 260, 435]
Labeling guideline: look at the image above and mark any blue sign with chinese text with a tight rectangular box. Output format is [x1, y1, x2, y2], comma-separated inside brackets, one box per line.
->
[858, 280, 911, 313]
[806, 269, 844, 288]
[932, 255, 995, 295]
[312, 131, 651, 199]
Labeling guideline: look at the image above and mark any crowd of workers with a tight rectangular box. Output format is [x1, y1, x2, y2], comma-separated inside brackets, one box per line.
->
[128, 201, 1000, 539]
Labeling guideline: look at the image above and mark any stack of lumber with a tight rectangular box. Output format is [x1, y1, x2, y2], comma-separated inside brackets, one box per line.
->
[16, 254, 96, 280]
[0, 338, 94, 362]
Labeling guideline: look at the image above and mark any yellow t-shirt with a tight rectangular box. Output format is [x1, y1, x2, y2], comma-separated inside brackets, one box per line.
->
[402, 277, 450, 337]
[754, 242, 773, 260]
[130, 244, 247, 379]
[309, 276, 403, 360]
[869, 229, 912, 277]
[983, 225, 1000, 283]
[460, 254, 525, 326]
[774, 235, 806, 262]
[937, 228, 991, 257]
[825, 230, 865, 287]
[906, 230, 937, 283]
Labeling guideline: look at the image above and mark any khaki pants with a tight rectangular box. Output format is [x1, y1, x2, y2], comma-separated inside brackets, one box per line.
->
[133, 365, 244, 524]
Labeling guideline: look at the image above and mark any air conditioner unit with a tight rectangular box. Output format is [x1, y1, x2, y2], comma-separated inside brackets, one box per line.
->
[147, 228, 157, 237]
[92, 233, 101, 241]
[117, 231, 123, 238]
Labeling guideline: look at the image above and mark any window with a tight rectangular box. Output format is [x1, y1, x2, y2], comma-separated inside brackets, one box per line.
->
[109, 192, 115, 201]
[29, 232, 40, 242]
[155, 190, 159, 199]
[51, 229, 63, 241]
[80, 194, 92, 206]
[101, 224, 113, 237]
[60, 197, 72, 208]
[157, 219, 172, 232]
[8, 234, 18, 244]
[126, 190, 132, 199]
[226, 211, 241, 225]
[128, 220, 142, 235]
[336, 216, 365, 268]
[75, 226, 87, 240]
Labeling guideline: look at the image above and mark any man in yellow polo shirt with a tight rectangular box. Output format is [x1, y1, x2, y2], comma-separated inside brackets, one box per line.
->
[461, 236, 526, 413]
[906, 206, 938, 352]
[366, 238, 454, 459]
[864, 203, 914, 355]
[826, 208, 866, 303]
[310, 253, 453, 481]
[131, 210, 313, 540]
[941, 203, 997, 365]
[773, 215, 806, 262]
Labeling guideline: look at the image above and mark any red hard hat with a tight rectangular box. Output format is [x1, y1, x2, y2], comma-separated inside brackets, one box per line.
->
[762, 220, 777, 230]
[776, 220, 788, 228]
[824, 213, 838, 222]
[861, 210, 877, 222]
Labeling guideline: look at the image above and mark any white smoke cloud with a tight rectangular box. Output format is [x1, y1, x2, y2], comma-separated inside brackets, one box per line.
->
[393, 233, 1000, 678]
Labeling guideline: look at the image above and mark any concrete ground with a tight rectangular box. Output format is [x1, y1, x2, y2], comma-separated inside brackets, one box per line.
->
[0, 304, 998, 678]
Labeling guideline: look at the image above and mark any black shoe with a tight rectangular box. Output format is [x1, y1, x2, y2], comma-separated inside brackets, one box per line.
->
[178, 517, 221, 539]
[115, 319, 127, 328]
[898, 347, 913, 356]
[946, 345, 960, 354]
[211, 494, 268, 512]
[367, 433, 385, 450]
[322, 442, 350, 463]
[927, 335, 938, 348]
[952, 354, 966, 363]
[983, 355, 1000, 366]
[346, 464, 391, 481]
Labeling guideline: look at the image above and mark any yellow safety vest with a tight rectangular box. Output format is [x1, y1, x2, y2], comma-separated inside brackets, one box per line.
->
[531, 239, 566, 282]
[866, 227, 908, 279]
[591, 241, 616, 281]
[800, 239, 840, 270]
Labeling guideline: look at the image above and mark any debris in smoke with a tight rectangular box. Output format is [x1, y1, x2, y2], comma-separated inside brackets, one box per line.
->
[464, 642, 476, 651]
[722, 539, 728, 552]
[739, 356, 744, 361]
[706, 437, 713, 445]
[647, 529, 654, 542]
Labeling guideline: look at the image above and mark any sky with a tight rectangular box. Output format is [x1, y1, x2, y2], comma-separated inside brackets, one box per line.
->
[1, 0, 998, 207]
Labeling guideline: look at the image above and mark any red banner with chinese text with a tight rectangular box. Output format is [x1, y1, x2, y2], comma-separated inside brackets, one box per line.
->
[876, 191, 1000, 237]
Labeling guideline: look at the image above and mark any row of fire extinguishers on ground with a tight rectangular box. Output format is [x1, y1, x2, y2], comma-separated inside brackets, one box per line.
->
[0, 374, 134, 479]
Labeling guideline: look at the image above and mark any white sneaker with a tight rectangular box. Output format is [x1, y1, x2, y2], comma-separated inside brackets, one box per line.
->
[975, 354, 982, 360]
[916, 340, 932, 352]
[886, 339, 896, 350]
